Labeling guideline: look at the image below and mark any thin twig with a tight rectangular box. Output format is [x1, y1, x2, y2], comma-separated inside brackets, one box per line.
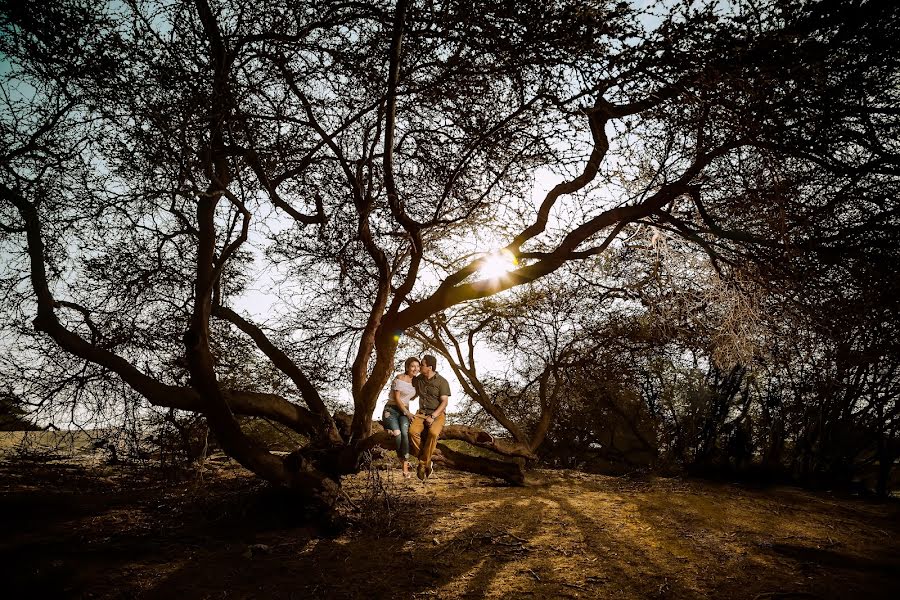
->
[341, 488, 360, 512]
[559, 581, 589, 592]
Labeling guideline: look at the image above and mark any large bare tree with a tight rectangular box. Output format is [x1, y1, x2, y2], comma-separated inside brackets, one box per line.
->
[2, 0, 898, 508]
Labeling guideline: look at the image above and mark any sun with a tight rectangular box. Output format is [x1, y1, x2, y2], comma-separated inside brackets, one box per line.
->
[478, 249, 518, 280]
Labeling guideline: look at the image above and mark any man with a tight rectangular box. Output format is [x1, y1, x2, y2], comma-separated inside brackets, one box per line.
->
[409, 354, 450, 481]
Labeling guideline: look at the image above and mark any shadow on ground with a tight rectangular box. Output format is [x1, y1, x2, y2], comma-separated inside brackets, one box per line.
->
[2, 460, 899, 599]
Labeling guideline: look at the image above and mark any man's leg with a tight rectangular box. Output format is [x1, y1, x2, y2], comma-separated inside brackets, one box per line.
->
[408, 412, 426, 459]
[421, 414, 445, 478]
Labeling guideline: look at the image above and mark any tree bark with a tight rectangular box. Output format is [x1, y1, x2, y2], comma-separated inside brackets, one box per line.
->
[434, 443, 526, 486]
[351, 331, 398, 440]
[441, 425, 536, 460]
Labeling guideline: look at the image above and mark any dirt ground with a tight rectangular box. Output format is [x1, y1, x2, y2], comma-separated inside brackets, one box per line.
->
[1, 455, 899, 599]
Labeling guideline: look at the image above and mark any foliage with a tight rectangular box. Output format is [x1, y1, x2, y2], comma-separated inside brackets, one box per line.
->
[1, 0, 898, 500]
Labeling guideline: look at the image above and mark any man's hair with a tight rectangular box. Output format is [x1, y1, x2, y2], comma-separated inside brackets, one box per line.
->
[421, 354, 437, 369]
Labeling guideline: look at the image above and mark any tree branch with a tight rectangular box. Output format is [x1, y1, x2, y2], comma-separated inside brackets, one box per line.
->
[214, 304, 341, 443]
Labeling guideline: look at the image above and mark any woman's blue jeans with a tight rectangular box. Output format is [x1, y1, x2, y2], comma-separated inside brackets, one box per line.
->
[382, 405, 410, 460]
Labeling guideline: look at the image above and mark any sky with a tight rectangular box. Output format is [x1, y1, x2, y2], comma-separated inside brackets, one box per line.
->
[230, 167, 564, 418]
[0, 0, 676, 427]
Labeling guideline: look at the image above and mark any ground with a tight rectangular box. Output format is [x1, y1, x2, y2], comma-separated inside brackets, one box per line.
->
[1, 453, 899, 599]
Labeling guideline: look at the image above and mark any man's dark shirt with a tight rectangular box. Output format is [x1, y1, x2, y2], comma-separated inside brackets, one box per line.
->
[413, 372, 451, 414]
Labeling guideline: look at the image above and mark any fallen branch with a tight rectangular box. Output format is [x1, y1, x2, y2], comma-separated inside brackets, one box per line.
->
[441, 425, 537, 460]
[434, 442, 526, 485]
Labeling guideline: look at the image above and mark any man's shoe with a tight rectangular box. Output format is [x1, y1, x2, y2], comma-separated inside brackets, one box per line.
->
[424, 461, 434, 480]
[416, 461, 426, 481]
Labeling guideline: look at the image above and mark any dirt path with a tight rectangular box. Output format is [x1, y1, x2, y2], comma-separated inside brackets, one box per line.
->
[2, 460, 898, 599]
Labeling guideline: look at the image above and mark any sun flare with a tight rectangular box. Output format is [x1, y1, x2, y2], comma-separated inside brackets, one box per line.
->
[478, 249, 518, 280]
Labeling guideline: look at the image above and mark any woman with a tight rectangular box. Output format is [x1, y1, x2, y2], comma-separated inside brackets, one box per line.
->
[382, 357, 419, 478]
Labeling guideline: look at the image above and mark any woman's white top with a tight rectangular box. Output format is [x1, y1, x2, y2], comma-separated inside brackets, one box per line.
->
[388, 377, 416, 408]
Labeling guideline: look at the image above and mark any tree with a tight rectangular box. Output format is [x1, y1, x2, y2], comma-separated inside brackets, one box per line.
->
[2, 0, 898, 508]
[0, 390, 40, 431]
[410, 277, 588, 460]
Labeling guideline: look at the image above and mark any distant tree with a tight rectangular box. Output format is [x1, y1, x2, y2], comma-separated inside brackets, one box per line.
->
[0, 390, 40, 431]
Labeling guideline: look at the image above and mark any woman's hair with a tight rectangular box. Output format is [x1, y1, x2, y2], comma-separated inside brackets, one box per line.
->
[404, 356, 420, 374]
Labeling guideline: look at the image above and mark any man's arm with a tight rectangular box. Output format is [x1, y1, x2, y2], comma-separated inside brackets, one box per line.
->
[427, 376, 451, 422]
[430, 395, 449, 420]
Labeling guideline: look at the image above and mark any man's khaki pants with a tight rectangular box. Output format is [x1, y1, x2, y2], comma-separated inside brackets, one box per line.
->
[409, 412, 445, 466]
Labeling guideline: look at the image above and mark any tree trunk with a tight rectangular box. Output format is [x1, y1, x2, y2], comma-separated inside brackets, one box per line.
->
[351, 333, 398, 440]
[434, 443, 526, 485]
[441, 425, 536, 460]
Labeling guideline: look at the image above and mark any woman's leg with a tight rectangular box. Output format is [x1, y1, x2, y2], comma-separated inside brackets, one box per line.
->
[399, 414, 412, 477]
[382, 407, 402, 454]
[398, 414, 411, 460]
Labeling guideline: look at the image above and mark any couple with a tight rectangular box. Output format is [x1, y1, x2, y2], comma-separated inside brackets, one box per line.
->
[382, 354, 450, 481]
